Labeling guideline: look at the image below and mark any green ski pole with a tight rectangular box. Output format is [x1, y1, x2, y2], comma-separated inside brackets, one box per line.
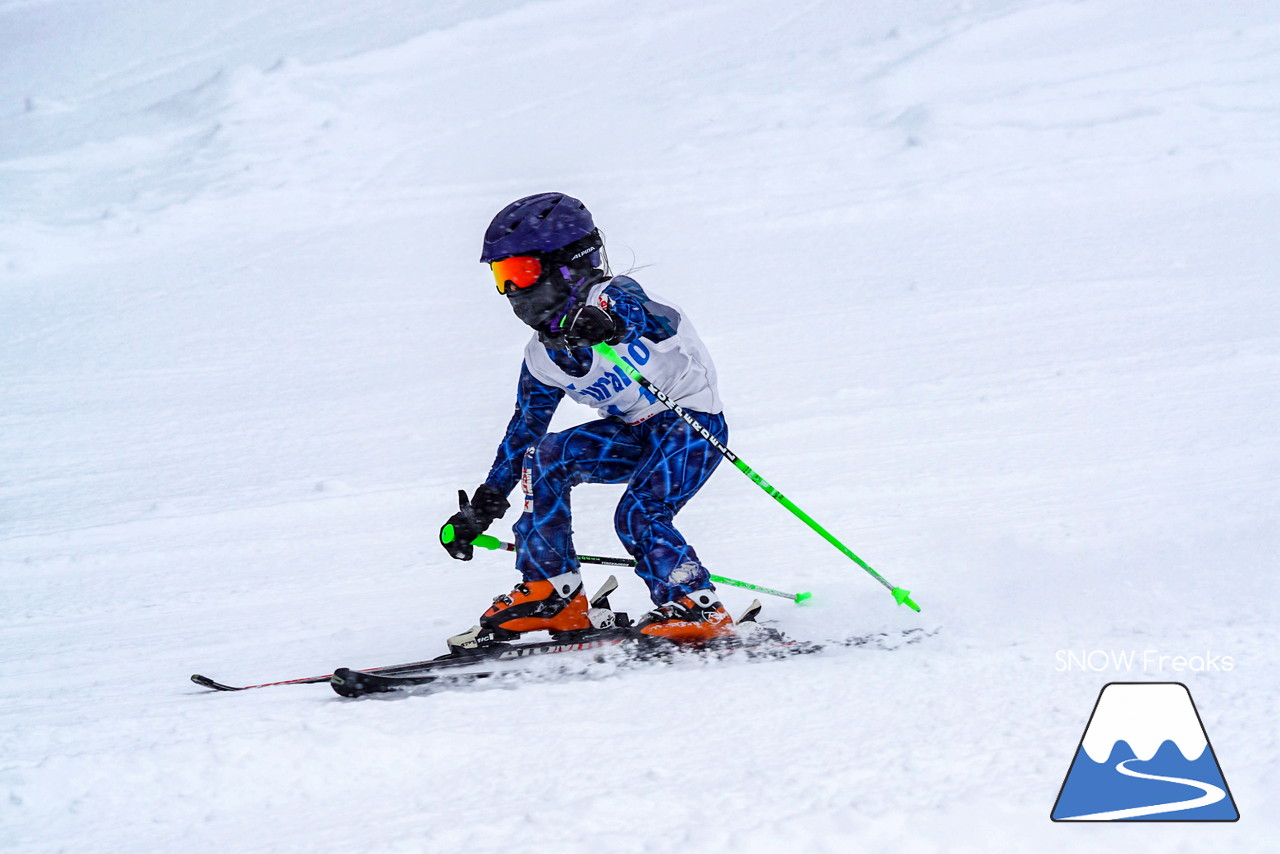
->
[592, 341, 920, 612]
[446, 530, 813, 604]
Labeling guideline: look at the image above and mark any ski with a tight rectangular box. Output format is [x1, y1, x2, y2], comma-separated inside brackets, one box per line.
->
[193, 625, 935, 694]
[328, 625, 937, 698]
[330, 622, 929, 698]
[191, 575, 632, 692]
[192, 625, 936, 694]
[190, 628, 634, 692]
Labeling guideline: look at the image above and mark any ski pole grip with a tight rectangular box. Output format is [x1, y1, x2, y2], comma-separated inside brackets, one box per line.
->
[440, 526, 503, 551]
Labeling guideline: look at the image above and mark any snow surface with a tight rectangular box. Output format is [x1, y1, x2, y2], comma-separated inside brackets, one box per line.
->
[2, 0, 1278, 851]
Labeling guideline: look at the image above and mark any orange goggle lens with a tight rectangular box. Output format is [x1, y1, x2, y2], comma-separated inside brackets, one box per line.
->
[491, 256, 543, 294]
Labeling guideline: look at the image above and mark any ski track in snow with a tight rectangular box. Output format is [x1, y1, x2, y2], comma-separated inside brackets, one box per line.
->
[1, 1, 1278, 852]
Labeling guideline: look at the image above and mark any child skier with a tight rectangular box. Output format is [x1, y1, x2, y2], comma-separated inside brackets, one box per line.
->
[440, 192, 734, 643]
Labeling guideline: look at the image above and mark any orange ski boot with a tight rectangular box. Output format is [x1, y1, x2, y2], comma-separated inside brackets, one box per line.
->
[635, 589, 735, 642]
[478, 571, 592, 638]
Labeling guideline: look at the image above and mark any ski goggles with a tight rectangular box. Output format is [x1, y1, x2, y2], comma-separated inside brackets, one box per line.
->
[491, 255, 543, 295]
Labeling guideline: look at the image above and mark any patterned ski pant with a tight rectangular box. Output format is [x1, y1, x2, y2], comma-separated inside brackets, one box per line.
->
[512, 409, 728, 605]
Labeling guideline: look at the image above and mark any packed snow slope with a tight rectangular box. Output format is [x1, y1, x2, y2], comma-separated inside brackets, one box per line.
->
[2, 1, 1277, 851]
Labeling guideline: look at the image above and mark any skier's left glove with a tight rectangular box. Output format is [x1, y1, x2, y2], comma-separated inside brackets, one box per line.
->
[553, 304, 626, 349]
[440, 484, 510, 561]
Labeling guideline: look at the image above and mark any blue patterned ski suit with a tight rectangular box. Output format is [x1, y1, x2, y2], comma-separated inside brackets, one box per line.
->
[483, 278, 726, 605]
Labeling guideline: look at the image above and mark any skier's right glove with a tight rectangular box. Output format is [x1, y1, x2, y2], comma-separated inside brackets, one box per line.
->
[440, 484, 510, 561]
[558, 304, 626, 349]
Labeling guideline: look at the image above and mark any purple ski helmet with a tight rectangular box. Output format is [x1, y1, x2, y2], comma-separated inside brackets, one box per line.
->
[480, 192, 597, 262]
[481, 193, 605, 335]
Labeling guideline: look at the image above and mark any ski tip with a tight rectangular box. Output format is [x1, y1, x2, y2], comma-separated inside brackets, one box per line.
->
[330, 667, 363, 698]
[793, 591, 813, 604]
[191, 674, 238, 691]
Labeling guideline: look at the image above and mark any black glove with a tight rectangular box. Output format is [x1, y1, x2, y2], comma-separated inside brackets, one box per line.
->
[551, 304, 625, 349]
[440, 484, 510, 560]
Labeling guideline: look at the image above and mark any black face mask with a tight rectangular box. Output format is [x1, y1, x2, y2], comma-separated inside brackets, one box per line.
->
[501, 230, 606, 333]
[506, 274, 571, 332]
